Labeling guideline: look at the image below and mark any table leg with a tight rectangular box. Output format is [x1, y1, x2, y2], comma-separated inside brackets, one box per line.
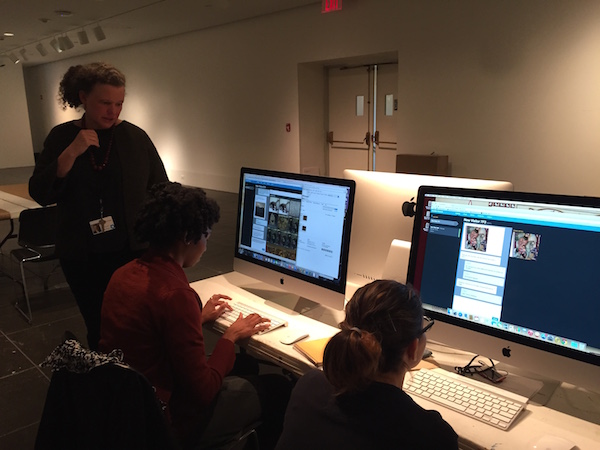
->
[0, 218, 16, 253]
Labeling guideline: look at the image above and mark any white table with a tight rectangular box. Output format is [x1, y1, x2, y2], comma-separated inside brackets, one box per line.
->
[0, 184, 40, 249]
[192, 272, 600, 450]
[191, 272, 339, 376]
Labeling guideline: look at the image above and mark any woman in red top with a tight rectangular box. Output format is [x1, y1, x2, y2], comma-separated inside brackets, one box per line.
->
[100, 182, 290, 449]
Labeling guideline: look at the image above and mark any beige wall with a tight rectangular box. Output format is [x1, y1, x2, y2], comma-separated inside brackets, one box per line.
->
[6, 0, 600, 195]
[0, 63, 34, 169]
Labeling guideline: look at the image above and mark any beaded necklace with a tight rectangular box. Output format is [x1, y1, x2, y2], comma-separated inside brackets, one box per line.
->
[82, 115, 115, 171]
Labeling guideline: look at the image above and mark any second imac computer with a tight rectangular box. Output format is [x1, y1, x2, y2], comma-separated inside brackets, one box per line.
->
[343, 169, 513, 289]
[407, 185, 600, 395]
[233, 167, 355, 311]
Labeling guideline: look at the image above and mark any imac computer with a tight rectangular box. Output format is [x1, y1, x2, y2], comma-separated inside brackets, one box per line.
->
[343, 169, 513, 289]
[233, 167, 355, 311]
[406, 185, 600, 395]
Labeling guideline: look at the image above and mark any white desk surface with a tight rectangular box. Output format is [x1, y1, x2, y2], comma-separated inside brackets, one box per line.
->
[191, 272, 600, 450]
[191, 272, 340, 376]
[0, 190, 39, 219]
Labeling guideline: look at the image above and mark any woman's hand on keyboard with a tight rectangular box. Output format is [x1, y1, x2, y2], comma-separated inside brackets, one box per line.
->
[222, 313, 272, 343]
[201, 294, 233, 324]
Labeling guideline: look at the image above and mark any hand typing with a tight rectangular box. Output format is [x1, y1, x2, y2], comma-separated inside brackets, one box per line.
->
[201, 294, 233, 324]
[223, 312, 271, 343]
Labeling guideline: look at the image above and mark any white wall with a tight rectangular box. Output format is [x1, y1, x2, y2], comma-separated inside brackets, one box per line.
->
[12, 0, 600, 195]
[0, 63, 34, 169]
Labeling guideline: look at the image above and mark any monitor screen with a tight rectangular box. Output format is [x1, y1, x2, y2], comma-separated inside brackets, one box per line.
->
[233, 167, 355, 311]
[407, 185, 600, 393]
[343, 169, 513, 289]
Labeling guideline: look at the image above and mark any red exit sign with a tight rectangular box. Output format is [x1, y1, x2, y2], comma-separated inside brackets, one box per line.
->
[322, 0, 342, 13]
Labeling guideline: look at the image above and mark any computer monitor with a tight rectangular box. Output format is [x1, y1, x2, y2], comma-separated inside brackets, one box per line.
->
[343, 169, 513, 288]
[233, 167, 355, 311]
[407, 185, 600, 394]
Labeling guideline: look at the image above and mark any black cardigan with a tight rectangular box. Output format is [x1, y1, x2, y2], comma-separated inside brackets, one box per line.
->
[29, 120, 168, 259]
[276, 369, 459, 450]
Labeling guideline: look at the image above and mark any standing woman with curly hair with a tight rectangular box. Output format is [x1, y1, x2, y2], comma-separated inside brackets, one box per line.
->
[100, 182, 292, 449]
[29, 62, 168, 350]
[276, 280, 458, 450]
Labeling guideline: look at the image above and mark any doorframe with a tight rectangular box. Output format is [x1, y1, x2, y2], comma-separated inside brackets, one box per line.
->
[298, 51, 398, 177]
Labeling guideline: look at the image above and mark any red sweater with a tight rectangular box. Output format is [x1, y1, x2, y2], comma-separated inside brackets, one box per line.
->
[99, 251, 235, 439]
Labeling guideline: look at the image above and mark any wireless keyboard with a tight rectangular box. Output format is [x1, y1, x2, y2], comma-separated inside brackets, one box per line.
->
[404, 369, 525, 430]
[218, 301, 288, 334]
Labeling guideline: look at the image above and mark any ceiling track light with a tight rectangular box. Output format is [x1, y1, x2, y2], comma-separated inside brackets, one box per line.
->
[93, 24, 106, 42]
[50, 38, 62, 53]
[77, 29, 89, 45]
[7, 52, 20, 64]
[36, 43, 48, 56]
[58, 35, 74, 51]
[8, 16, 108, 61]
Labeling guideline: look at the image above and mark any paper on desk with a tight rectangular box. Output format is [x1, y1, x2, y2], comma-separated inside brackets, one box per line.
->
[293, 336, 331, 366]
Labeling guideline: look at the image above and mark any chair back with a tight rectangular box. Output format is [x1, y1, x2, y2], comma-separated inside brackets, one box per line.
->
[35, 362, 178, 449]
[18, 205, 57, 249]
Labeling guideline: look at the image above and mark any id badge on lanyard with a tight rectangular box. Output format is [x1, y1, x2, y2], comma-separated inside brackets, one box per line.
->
[89, 198, 115, 235]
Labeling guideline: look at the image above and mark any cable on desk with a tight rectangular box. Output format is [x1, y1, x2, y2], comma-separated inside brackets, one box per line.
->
[455, 354, 508, 384]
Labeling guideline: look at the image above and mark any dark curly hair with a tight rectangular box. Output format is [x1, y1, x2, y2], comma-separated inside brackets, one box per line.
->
[134, 182, 220, 248]
[323, 280, 423, 395]
[58, 62, 126, 110]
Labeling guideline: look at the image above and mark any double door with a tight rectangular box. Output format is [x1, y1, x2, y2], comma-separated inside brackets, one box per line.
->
[328, 63, 398, 178]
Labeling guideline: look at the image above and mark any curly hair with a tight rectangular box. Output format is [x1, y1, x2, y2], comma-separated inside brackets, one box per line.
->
[134, 182, 220, 248]
[323, 280, 423, 395]
[58, 62, 126, 110]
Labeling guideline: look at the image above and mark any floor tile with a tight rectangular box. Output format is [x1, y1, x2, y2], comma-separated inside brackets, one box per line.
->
[0, 334, 33, 377]
[0, 422, 38, 450]
[0, 367, 49, 438]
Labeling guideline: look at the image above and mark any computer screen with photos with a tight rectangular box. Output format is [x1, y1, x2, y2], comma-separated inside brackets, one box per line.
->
[407, 185, 600, 392]
[234, 167, 355, 310]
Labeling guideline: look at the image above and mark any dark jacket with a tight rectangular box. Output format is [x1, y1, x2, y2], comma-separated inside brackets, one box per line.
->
[29, 120, 168, 259]
[276, 369, 459, 450]
[36, 357, 177, 449]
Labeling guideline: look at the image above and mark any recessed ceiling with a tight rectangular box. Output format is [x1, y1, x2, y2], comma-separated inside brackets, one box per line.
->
[0, 0, 319, 67]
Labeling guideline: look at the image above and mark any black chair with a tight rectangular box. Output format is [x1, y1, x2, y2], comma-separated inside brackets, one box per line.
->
[10, 205, 60, 323]
[35, 361, 179, 450]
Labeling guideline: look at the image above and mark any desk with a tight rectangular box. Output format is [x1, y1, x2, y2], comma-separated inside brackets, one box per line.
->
[191, 272, 339, 376]
[192, 272, 600, 450]
[0, 184, 39, 249]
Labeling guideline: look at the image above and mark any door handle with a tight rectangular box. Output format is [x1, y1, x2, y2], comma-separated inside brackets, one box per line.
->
[327, 131, 370, 148]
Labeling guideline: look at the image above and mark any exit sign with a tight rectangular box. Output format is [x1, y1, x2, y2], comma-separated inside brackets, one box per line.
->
[322, 0, 342, 13]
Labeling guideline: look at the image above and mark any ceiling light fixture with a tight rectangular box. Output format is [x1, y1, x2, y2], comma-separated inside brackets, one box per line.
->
[3, 32, 15, 37]
[7, 52, 20, 64]
[36, 43, 48, 56]
[58, 35, 74, 51]
[54, 10, 73, 18]
[50, 38, 62, 53]
[77, 29, 89, 45]
[93, 24, 106, 41]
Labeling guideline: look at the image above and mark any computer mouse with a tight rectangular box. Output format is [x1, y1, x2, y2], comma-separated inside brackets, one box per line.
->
[528, 434, 577, 450]
[279, 331, 309, 345]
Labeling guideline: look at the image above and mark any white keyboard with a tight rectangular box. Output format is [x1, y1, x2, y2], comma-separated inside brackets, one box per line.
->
[218, 301, 288, 334]
[404, 369, 525, 430]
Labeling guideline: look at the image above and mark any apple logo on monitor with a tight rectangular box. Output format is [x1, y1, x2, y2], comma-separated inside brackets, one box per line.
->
[502, 346, 512, 358]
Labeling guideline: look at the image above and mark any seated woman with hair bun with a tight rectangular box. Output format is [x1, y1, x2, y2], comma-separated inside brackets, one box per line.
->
[275, 279, 458, 450]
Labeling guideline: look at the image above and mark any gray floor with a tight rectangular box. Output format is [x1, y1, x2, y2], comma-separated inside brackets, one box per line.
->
[0, 166, 238, 449]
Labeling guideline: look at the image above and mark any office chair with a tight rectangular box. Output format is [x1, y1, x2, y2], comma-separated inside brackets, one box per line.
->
[36, 340, 179, 450]
[222, 426, 260, 450]
[10, 205, 60, 323]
